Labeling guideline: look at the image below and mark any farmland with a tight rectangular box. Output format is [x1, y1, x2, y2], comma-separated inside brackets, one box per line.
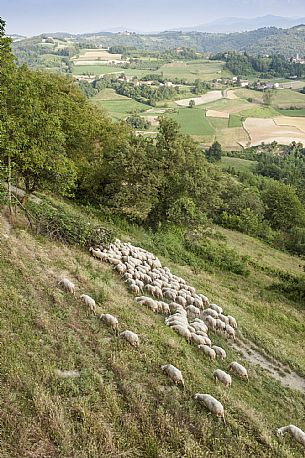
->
[80, 52, 305, 150]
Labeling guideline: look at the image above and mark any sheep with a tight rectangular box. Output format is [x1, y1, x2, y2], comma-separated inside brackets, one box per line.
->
[216, 319, 226, 331]
[135, 296, 159, 313]
[202, 308, 218, 319]
[58, 278, 75, 295]
[225, 324, 236, 340]
[186, 305, 200, 318]
[276, 425, 305, 449]
[130, 283, 140, 295]
[115, 263, 127, 275]
[191, 333, 211, 346]
[219, 314, 229, 324]
[100, 313, 119, 334]
[227, 315, 237, 329]
[204, 316, 217, 331]
[190, 321, 208, 334]
[213, 369, 232, 388]
[120, 330, 140, 347]
[209, 303, 223, 315]
[198, 345, 216, 360]
[175, 295, 187, 307]
[212, 345, 227, 360]
[157, 301, 171, 315]
[193, 297, 204, 310]
[89, 247, 106, 261]
[198, 294, 209, 306]
[194, 393, 226, 425]
[80, 294, 96, 313]
[161, 364, 184, 387]
[163, 289, 177, 302]
[171, 325, 192, 343]
[229, 362, 249, 381]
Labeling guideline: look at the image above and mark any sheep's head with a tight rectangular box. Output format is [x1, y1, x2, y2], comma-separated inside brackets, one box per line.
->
[276, 428, 284, 438]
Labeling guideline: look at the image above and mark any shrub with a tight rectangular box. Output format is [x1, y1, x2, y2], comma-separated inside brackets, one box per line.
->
[26, 198, 114, 247]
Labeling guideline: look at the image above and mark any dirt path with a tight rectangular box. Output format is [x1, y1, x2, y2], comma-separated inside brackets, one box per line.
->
[229, 337, 305, 393]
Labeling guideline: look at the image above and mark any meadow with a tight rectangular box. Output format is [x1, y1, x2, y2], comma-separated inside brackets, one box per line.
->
[1, 198, 305, 457]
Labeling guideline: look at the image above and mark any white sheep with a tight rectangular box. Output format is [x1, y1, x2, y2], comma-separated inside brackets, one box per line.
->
[186, 305, 200, 318]
[212, 345, 226, 360]
[194, 393, 226, 425]
[135, 296, 159, 313]
[225, 324, 236, 340]
[198, 345, 216, 360]
[100, 313, 119, 334]
[213, 369, 232, 388]
[120, 330, 140, 347]
[227, 315, 237, 329]
[229, 362, 249, 381]
[171, 325, 192, 343]
[80, 294, 96, 313]
[191, 333, 211, 346]
[209, 303, 223, 315]
[276, 425, 305, 449]
[89, 247, 106, 260]
[58, 278, 75, 295]
[161, 364, 184, 387]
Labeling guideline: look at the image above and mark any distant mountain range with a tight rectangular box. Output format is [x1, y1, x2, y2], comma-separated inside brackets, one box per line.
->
[175, 15, 305, 33]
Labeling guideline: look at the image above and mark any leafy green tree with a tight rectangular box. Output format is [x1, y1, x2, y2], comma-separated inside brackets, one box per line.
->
[262, 89, 274, 106]
[205, 141, 222, 162]
[261, 180, 305, 230]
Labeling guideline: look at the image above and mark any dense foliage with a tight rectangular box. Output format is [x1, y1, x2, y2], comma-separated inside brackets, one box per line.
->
[213, 51, 305, 78]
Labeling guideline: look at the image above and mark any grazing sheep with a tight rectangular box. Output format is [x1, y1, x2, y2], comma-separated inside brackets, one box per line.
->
[225, 324, 236, 340]
[212, 345, 227, 360]
[116, 263, 127, 275]
[80, 294, 96, 313]
[190, 321, 208, 334]
[216, 319, 226, 331]
[186, 305, 200, 318]
[89, 247, 106, 260]
[204, 316, 217, 331]
[161, 364, 184, 387]
[198, 345, 216, 360]
[229, 362, 249, 381]
[175, 295, 187, 307]
[100, 313, 119, 334]
[135, 296, 159, 313]
[171, 325, 192, 343]
[198, 294, 209, 306]
[191, 333, 211, 346]
[120, 330, 140, 347]
[228, 315, 237, 329]
[276, 425, 305, 449]
[194, 393, 226, 425]
[58, 278, 75, 295]
[163, 289, 177, 302]
[213, 369, 232, 388]
[202, 308, 219, 319]
[219, 314, 229, 325]
[130, 283, 140, 295]
[157, 301, 170, 315]
[209, 303, 223, 315]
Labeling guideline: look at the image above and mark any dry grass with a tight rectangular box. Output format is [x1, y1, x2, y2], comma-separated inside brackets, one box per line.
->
[0, 212, 304, 457]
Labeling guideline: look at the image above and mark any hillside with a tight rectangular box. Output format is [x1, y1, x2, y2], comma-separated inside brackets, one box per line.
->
[1, 199, 305, 457]
[12, 24, 305, 60]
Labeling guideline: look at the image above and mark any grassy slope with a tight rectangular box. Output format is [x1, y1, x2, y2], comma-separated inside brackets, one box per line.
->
[167, 108, 214, 136]
[1, 206, 305, 457]
[220, 157, 258, 172]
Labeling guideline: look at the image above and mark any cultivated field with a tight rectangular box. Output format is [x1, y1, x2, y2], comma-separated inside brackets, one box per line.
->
[242, 117, 305, 147]
[158, 60, 231, 82]
[175, 91, 223, 107]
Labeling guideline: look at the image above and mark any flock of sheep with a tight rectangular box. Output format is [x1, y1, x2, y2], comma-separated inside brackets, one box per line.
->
[58, 238, 305, 450]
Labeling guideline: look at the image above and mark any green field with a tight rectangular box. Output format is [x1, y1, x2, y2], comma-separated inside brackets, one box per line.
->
[220, 156, 258, 172]
[92, 97, 149, 120]
[278, 108, 305, 117]
[239, 106, 280, 118]
[228, 114, 243, 128]
[158, 60, 232, 82]
[73, 65, 148, 78]
[167, 108, 214, 135]
[208, 117, 228, 129]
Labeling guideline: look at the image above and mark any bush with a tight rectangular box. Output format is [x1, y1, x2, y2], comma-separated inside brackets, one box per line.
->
[26, 198, 114, 247]
[272, 271, 305, 304]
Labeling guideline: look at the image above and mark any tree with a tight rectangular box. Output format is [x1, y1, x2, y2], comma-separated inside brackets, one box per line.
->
[189, 99, 195, 108]
[261, 180, 305, 230]
[262, 89, 274, 106]
[205, 141, 222, 162]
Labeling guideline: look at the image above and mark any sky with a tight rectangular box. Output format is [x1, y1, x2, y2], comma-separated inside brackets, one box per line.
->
[2, 0, 305, 36]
